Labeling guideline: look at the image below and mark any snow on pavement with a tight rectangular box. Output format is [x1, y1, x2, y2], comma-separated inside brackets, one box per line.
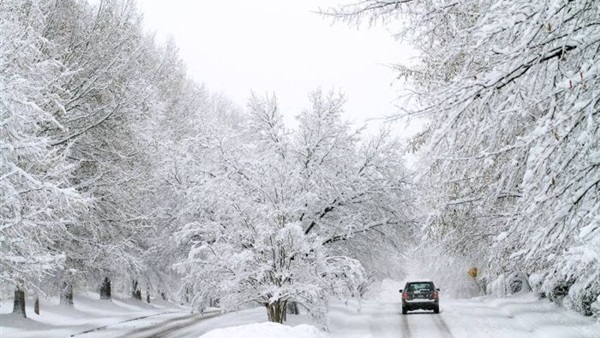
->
[109, 308, 268, 338]
[1, 284, 599, 338]
[187, 292, 599, 338]
[325, 280, 600, 338]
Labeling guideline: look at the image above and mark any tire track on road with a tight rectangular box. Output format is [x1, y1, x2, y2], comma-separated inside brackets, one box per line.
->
[71, 311, 180, 337]
[148, 312, 221, 338]
[116, 311, 221, 338]
[401, 312, 455, 338]
[431, 313, 455, 338]
[401, 314, 412, 338]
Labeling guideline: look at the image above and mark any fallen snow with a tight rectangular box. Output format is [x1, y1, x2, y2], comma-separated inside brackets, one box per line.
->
[1, 281, 599, 338]
[0, 292, 186, 338]
[326, 279, 600, 338]
[198, 322, 329, 338]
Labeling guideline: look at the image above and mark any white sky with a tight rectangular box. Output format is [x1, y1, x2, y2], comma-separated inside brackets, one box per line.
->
[136, 0, 419, 136]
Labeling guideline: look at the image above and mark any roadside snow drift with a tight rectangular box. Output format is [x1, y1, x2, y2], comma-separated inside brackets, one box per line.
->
[199, 322, 329, 338]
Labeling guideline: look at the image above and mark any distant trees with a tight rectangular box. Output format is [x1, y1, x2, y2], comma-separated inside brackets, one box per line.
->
[332, 0, 600, 316]
[174, 90, 414, 324]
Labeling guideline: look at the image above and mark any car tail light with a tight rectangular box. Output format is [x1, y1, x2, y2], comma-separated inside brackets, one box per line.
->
[433, 291, 438, 299]
[403, 292, 408, 300]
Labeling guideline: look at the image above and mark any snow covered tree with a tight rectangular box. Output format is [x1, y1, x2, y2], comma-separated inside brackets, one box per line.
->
[175, 90, 414, 324]
[0, 0, 89, 316]
[31, 0, 157, 304]
[2, 0, 211, 308]
[332, 0, 600, 316]
[1, 0, 260, 316]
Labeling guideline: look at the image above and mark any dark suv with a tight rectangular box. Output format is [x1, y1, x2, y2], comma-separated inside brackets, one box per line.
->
[399, 281, 440, 314]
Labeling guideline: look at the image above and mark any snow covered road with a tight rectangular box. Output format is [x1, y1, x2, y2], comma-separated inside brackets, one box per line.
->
[79, 295, 599, 338]
[3, 291, 598, 337]
[328, 295, 599, 338]
[329, 299, 456, 338]
[401, 312, 454, 338]
[112, 312, 221, 338]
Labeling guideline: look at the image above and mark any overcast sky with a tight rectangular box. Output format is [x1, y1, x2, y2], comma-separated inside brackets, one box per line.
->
[136, 0, 418, 135]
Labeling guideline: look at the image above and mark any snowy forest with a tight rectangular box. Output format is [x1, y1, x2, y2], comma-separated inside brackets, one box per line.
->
[1, 0, 599, 328]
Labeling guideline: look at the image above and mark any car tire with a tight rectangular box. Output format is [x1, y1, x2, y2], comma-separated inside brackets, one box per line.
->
[402, 306, 408, 315]
[433, 305, 440, 314]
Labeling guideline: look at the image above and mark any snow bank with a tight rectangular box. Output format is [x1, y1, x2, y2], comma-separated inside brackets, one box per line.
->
[0, 292, 186, 337]
[199, 322, 329, 338]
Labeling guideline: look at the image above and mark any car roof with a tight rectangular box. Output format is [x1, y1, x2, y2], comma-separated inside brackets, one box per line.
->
[405, 280, 434, 284]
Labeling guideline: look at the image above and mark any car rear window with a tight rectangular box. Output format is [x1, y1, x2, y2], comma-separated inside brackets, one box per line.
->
[406, 282, 433, 291]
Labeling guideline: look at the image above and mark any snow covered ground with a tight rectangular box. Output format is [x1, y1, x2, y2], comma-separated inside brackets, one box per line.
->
[1, 282, 598, 338]
[0, 292, 187, 338]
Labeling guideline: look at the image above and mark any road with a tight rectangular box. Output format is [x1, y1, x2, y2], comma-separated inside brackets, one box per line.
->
[76, 295, 599, 338]
[328, 295, 599, 338]
[76, 308, 266, 338]
[113, 312, 221, 338]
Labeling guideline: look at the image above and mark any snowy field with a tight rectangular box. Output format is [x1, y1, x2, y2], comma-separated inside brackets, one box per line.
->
[1, 281, 598, 338]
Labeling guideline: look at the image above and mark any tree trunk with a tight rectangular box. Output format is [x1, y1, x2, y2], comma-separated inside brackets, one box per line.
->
[266, 300, 287, 323]
[132, 280, 142, 300]
[146, 286, 150, 303]
[100, 277, 111, 300]
[287, 301, 299, 315]
[60, 281, 74, 307]
[34, 296, 40, 315]
[12, 286, 26, 318]
[283, 305, 287, 322]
